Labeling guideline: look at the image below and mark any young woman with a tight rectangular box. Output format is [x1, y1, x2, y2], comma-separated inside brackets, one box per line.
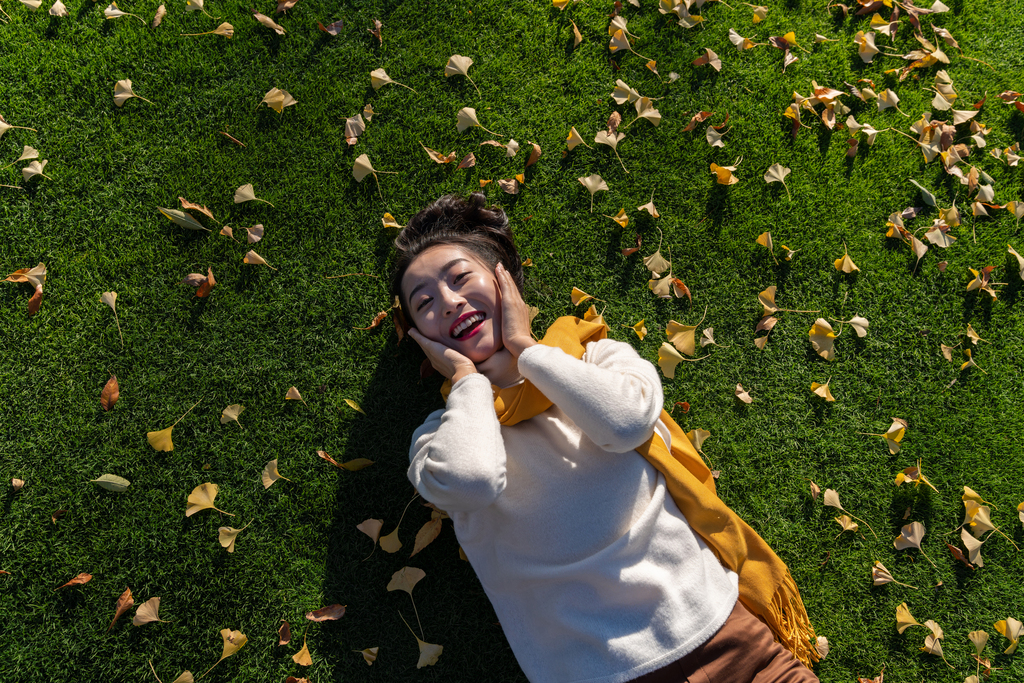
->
[391, 193, 820, 683]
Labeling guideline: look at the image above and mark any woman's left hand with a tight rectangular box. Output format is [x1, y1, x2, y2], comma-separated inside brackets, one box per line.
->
[495, 262, 536, 358]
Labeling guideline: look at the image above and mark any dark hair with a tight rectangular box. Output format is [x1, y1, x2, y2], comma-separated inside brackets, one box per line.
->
[390, 193, 523, 326]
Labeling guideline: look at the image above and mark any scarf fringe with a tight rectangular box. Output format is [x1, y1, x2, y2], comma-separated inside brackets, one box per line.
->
[752, 573, 820, 669]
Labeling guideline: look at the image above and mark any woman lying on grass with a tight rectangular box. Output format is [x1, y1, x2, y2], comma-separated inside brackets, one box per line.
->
[391, 192, 821, 683]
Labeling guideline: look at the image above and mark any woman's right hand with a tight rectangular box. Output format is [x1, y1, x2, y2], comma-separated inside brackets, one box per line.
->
[408, 328, 478, 383]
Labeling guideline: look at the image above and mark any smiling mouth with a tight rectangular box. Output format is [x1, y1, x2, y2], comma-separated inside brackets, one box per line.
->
[451, 311, 486, 339]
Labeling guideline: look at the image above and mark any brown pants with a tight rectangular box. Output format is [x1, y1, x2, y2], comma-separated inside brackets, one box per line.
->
[631, 601, 820, 683]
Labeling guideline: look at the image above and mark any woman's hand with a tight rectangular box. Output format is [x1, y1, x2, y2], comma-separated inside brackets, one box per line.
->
[495, 262, 537, 358]
[408, 328, 479, 383]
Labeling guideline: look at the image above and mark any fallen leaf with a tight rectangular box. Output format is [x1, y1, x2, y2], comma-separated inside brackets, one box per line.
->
[994, 618, 1022, 654]
[55, 573, 92, 590]
[735, 384, 753, 404]
[571, 20, 582, 47]
[367, 18, 382, 44]
[834, 245, 860, 273]
[444, 55, 479, 96]
[261, 87, 296, 113]
[185, 482, 233, 517]
[526, 142, 542, 167]
[261, 459, 290, 489]
[809, 480, 820, 500]
[356, 647, 379, 665]
[91, 474, 131, 493]
[317, 18, 343, 35]
[108, 587, 134, 631]
[253, 10, 285, 34]
[233, 183, 274, 206]
[357, 518, 384, 543]
[388, 566, 426, 595]
[51, 510, 67, 524]
[835, 514, 859, 536]
[420, 142, 458, 164]
[201, 629, 247, 679]
[306, 604, 347, 621]
[147, 399, 201, 452]
[220, 404, 244, 426]
[763, 164, 792, 200]
[49, 0, 67, 15]
[456, 106, 497, 134]
[692, 48, 722, 72]
[629, 319, 647, 340]
[12, 479, 25, 492]
[808, 319, 836, 360]
[566, 126, 591, 151]
[686, 429, 711, 454]
[710, 162, 739, 185]
[159, 207, 209, 233]
[344, 398, 365, 414]
[658, 343, 684, 379]
[100, 375, 120, 411]
[811, 380, 835, 402]
[21, 159, 51, 184]
[113, 79, 152, 107]
[133, 597, 165, 626]
[896, 602, 921, 634]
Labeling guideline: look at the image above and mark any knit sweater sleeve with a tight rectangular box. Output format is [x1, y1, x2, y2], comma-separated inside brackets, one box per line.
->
[517, 337, 663, 453]
[407, 373, 507, 513]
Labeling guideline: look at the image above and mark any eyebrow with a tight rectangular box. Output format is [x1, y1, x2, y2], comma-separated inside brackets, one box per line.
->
[408, 258, 469, 300]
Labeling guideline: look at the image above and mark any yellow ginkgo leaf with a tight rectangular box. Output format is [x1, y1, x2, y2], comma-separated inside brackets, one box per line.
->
[961, 348, 987, 374]
[834, 514, 859, 536]
[961, 527, 984, 567]
[456, 107, 499, 135]
[710, 162, 739, 185]
[994, 617, 1023, 654]
[185, 482, 234, 517]
[261, 459, 291, 489]
[603, 208, 628, 228]
[666, 320, 698, 356]
[583, 305, 610, 334]
[260, 87, 297, 114]
[629, 319, 647, 340]
[566, 126, 591, 151]
[834, 245, 860, 273]
[344, 398, 365, 414]
[218, 521, 251, 553]
[132, 597, 166, 626]
[220, 404, 244, 427]
[570, 287, 594, 306]
[896, 602, 922, 634]
[810, 380, 835, 402]
[657, 343, 683, 379]
[808, 319, 836, 360]
[200, 628, 247, 678]
[147, 399, 202, 452]
[292, 637, 313, 666]
[686, 428, 711, 454]
[355, 647, 379, 665]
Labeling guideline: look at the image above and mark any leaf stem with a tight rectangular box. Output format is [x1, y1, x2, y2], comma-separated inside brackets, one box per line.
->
[410, 594, 425, 641]
[919, 547, 938, 570]
[253, 197, 275, 207]
[171, 398, 203, 427]
[613, 148, 629, 174]
[782, 180, 791, 202]
[467, 76, 481, 98]
[846, 512, 878, 539]
[148, 660, 164, 683]
[114, 309, 123, 348]
[992, 526, 1020, 551]
[395, 82, 418, 93]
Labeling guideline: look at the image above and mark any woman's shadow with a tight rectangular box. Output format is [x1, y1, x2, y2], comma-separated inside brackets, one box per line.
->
[315, 234, 526, 681]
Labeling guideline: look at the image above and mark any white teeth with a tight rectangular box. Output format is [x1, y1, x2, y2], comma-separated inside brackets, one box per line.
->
[453, 313, 484, 337]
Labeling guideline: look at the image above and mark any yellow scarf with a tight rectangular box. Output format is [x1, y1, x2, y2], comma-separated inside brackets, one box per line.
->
[444, 316, 819, 668]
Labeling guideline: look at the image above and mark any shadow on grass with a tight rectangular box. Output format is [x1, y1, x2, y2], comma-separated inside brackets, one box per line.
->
[308, 225, 527, 682]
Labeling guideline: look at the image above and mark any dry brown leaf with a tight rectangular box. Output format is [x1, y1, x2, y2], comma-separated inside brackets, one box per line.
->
[100, 375, 120, 411]
[108, 587, 134, 631]
[411, 517, 443, 557]
[55, 573, 92, 590]
[278, 620, 291, 645]
[253, 10, 285, 34]
[306, 604, 347, 621]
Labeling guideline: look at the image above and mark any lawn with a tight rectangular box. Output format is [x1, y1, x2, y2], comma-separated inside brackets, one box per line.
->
[1, 0, 1023, 681]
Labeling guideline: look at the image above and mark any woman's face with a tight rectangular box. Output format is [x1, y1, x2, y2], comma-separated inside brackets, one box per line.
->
[401, 244, 504, 363]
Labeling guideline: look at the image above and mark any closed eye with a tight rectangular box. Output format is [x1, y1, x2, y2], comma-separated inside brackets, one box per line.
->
[416, 297, 432, 311]
[453, 271, 470, 284]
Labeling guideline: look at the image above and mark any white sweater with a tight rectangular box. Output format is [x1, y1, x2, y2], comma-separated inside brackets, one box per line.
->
[408, 339, 739, 683]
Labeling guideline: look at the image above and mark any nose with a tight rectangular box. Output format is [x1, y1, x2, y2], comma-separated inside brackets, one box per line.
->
[439, 286, 465, 317]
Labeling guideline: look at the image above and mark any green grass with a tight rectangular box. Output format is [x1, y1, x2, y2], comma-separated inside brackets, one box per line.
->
[1, 0, 1023, 680]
